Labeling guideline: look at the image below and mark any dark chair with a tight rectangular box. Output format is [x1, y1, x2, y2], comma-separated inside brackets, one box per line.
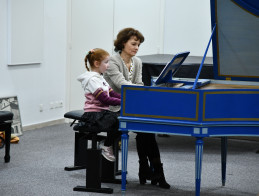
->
[0, 111, 14, 163]
[64, 110, 121, 194]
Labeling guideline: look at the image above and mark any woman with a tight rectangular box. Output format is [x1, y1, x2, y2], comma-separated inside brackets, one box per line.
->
[104, 27, 170, 189]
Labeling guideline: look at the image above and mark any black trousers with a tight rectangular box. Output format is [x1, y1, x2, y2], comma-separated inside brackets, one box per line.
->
[104, 111, 121, 146]
[81, 111, 121, 146]
[136, 132, 160, 163]
[104, 123, 121, 146]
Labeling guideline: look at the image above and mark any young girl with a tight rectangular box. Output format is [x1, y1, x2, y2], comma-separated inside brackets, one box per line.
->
[77, 48, 121, 162]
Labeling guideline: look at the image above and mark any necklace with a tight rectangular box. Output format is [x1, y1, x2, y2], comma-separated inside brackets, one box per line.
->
[122, 58, 132, 71]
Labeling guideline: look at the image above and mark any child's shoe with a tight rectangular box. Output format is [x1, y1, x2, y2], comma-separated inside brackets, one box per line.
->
[101, 145, 115, 162]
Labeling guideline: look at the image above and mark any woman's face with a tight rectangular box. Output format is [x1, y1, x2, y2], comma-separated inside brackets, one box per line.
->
[123, 36, 141, 57]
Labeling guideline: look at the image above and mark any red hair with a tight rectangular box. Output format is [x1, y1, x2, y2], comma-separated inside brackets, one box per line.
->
[84, 48, 109, 71]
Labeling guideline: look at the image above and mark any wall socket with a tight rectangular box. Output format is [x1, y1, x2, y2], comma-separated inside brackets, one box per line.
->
[39, 100, 63, 112]
[39, 104, 43, 112]
[59, 100, 63, 108]
[50, 102, 54, 109]
[50, 100, 63, 109]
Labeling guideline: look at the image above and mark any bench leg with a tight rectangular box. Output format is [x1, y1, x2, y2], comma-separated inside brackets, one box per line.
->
[101, 157, 121, 184]
[66, 132, 122, 183]
[101, 138, 122, 184]
[64, 132, 87, 171]
[2, 123, 11, 163]
[73, 149, 113, 194]
[64, 166, 85, 171]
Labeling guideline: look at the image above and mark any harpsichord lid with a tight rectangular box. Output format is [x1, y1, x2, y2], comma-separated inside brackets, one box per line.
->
[210, 0, 259, 81]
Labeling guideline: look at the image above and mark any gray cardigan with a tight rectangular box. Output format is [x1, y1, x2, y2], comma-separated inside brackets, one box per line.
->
[104, 53, 144, 112]
[104, 53, 144, 94]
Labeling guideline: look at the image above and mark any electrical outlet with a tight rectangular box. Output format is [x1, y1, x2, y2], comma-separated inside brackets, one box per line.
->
[50, 102, 54, 109]
[39, 104, 43, 112]
[59, 100, 63, 108]
[55, 101, 59, 108]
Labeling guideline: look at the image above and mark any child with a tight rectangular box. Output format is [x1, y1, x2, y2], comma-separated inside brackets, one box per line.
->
[77, 48, 121, 162]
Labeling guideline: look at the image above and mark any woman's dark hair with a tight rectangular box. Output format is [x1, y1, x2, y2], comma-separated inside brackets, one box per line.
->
[114, 27, 144, 52]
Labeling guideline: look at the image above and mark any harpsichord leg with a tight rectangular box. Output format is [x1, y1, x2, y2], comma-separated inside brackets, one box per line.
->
[121, 131, 129, 192]
[221, 137, 227, 186]
[195, 137, 204, 196]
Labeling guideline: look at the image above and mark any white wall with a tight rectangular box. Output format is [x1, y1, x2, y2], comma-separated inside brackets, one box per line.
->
[163, 0, 212, 56]
[0, 0, 213, 128]
[7, 0, 44, 65]
[69, 0, 164, 111]
[0, 0, 67, 127]
[0, 0, 15, 97]
[113, 0, 164, 55]
[69, 0, 114, 111]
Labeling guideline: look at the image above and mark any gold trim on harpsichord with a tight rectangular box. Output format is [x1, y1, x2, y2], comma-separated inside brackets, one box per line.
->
[219, 74, 259, 79]
[122, 113, 198, 121]
[202, 91, 259, 121]
[122, 86, 199, 121]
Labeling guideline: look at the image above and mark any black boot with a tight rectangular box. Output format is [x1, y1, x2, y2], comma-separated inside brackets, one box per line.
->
[138, 158, 153, 185]
[151, 163, 170, 189]
[136, 133, 153, 185]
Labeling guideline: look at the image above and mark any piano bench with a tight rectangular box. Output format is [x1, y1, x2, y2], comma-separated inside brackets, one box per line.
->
[64, 110, 121, 194]
[0, 111, 13, 163]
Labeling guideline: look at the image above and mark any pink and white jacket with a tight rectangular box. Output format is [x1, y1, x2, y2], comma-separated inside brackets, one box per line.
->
[77, 72, 121, 112]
